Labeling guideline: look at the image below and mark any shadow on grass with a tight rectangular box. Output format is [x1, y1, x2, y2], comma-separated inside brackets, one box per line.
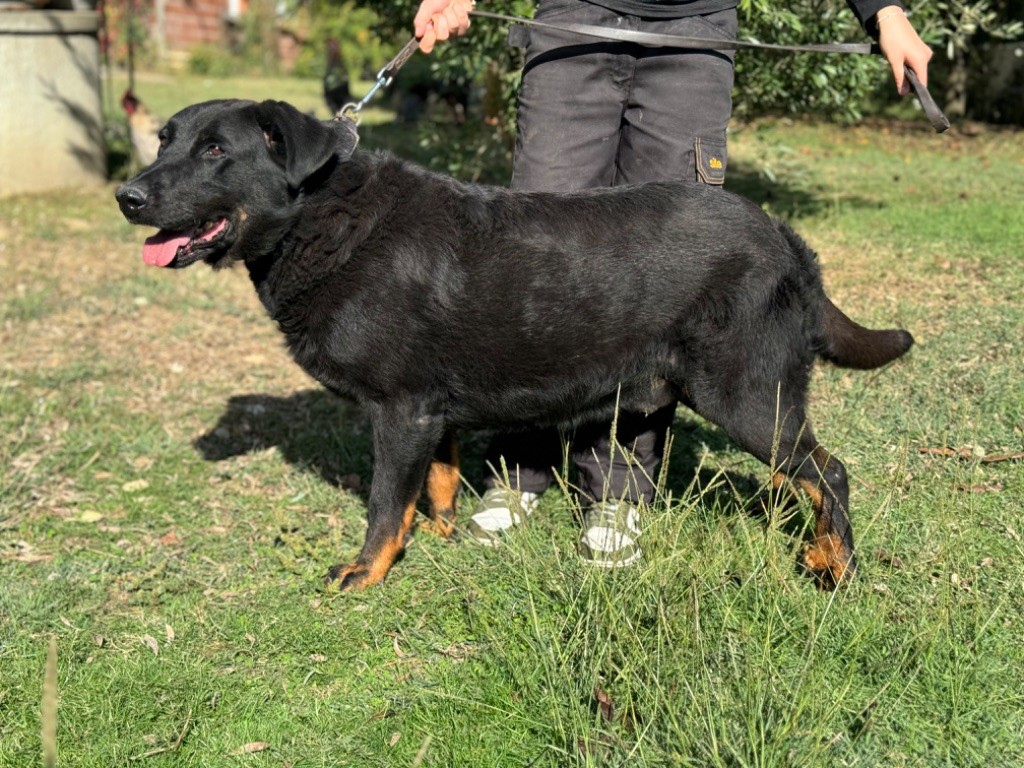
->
[725, 159, 882, 220]
[194, 390, 787, 531]
[193, 390, 373, 500]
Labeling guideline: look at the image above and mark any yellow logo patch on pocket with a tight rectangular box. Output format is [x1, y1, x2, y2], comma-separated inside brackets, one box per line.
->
[695, 137, 727, 186]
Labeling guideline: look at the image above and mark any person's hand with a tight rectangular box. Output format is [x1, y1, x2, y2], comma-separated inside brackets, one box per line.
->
[875, 6, 933, 96]
[414, 0, 474, 54]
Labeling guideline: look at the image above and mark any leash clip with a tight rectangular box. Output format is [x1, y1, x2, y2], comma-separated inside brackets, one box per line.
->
[334, 37, 420, 123]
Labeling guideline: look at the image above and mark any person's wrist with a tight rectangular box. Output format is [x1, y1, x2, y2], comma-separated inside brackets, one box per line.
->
[874, 7, 905, 25]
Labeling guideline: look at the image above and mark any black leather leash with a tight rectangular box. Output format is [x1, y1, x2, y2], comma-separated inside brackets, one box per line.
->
[339, 9, 949, 133]
[474, 9, 949, 133]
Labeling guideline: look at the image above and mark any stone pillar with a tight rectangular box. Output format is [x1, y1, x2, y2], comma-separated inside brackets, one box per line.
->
[0, 11, 106, 197]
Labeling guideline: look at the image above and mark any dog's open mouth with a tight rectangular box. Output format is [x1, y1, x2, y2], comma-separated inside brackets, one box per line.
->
[142, 218, 230, 267]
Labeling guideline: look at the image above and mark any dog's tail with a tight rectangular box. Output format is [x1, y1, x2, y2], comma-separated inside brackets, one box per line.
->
[819, 297, 914, 370]
[773, 219, 914, 370]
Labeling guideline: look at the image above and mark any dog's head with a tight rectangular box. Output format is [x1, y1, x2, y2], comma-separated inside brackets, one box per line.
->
[115, 99, 359, 269]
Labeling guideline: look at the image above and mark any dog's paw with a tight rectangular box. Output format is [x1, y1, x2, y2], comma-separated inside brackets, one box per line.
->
[323, 562, 383, 591]
[801, 537, 856, 591]
[420, 508, 456, 539]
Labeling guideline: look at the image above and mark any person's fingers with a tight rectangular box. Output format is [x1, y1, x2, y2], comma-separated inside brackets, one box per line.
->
[433, 12, 451, 42]
[451, 0, 471, 33]
[444, 6, 462, 36]
[419, 23, 437, 53]
[905, 47, 932, 88]
[415, 0, 473, 53]
[414, 0, 445, 37]
[889, 58, 908, 96]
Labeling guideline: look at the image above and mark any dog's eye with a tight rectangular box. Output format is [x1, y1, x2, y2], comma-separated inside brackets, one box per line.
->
[205, 145, 225, 158]
[157, 131, 169, 155]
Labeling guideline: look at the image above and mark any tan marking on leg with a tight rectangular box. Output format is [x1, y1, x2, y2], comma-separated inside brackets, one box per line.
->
[329, 501, 418, 590]
[796, 478, 825, 511]
[802, 533, 853, 588]
[425, 437, 460, 537]
[758, 472, 798, 516]
[796, 475, 853, 589]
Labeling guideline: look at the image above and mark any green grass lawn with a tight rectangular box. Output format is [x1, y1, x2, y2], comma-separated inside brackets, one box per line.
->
[1, 78, 1023, 766]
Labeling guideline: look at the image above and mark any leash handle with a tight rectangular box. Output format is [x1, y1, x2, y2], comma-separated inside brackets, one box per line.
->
[904, 66, 950, 133]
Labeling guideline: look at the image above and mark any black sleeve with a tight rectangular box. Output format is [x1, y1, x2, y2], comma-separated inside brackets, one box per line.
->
[846, 0, 907, 37]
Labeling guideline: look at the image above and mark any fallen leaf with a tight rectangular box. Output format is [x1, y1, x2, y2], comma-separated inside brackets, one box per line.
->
[388, 632, 405, 658]
[230, 742, 269, 755]
[389, 732, 402, 747]
[919, 446, 1024, 464]
[122, 479, 150, 493]
[165, 624, 175, 643]
[142, 635, 159, 655]
[954, 482, 1004, 493]
[594, 687, 614, 723]
[78, 511, 104, 523]
[874, 549, 906, 569]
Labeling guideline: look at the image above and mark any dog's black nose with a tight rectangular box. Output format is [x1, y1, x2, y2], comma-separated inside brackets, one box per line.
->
[115, 184, 148, 213]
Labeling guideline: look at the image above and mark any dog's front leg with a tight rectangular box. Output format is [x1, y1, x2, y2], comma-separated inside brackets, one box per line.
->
[325, 403, 444, 590]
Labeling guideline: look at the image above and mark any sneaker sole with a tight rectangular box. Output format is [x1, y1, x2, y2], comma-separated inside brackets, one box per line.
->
[581, 549, 642, 569]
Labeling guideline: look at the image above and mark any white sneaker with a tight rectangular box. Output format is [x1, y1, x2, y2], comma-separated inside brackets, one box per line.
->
[579, 500, 642, 568]
[464, 487, 539, 547]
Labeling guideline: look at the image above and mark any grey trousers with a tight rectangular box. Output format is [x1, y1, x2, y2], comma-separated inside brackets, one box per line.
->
[486, 0, 737, 503]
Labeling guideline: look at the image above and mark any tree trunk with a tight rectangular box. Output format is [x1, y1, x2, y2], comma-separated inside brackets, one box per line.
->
[251, 0, 278, 74]
[944, 48, 969, 119]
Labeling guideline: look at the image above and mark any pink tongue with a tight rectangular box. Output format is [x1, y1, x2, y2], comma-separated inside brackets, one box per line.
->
[143, 230, 191, 267]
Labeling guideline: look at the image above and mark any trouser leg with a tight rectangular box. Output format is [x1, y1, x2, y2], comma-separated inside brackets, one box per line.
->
[573, 404, 675, 504]
[483, 428, 564, 495]
[574, 7, 736, 503]
[484, 2, 736, 502]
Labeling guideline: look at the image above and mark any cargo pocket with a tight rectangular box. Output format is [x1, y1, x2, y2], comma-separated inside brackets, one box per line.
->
[695, 137, 727, 185]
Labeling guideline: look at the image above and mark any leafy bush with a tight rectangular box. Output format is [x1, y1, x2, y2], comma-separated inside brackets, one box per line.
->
[187, 44, 245, 76]
[289, 0, 387, 81]
[734, 0, 887, 122]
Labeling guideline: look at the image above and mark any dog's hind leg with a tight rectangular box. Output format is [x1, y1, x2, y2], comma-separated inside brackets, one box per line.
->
[694, 390, 855, 589]
[325, 404, 444, 590]
[424, 430, 460, 538]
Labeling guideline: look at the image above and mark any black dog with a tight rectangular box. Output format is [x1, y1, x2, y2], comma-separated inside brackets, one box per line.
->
[116, 99, 913, 590]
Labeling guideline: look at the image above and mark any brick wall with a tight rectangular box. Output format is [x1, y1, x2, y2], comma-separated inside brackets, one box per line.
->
[162, 0, 231, 50]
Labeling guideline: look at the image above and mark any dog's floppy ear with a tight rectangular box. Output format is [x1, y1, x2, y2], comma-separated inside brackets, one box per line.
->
[254, 100, 358, 189]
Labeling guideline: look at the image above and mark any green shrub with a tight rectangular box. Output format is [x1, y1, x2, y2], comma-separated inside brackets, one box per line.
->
[187, 44, 244, 77]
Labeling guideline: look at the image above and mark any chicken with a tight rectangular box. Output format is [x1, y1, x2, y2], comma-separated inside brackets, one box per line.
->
[323, 39, 351, 116]
[121, 89, 161, 168]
